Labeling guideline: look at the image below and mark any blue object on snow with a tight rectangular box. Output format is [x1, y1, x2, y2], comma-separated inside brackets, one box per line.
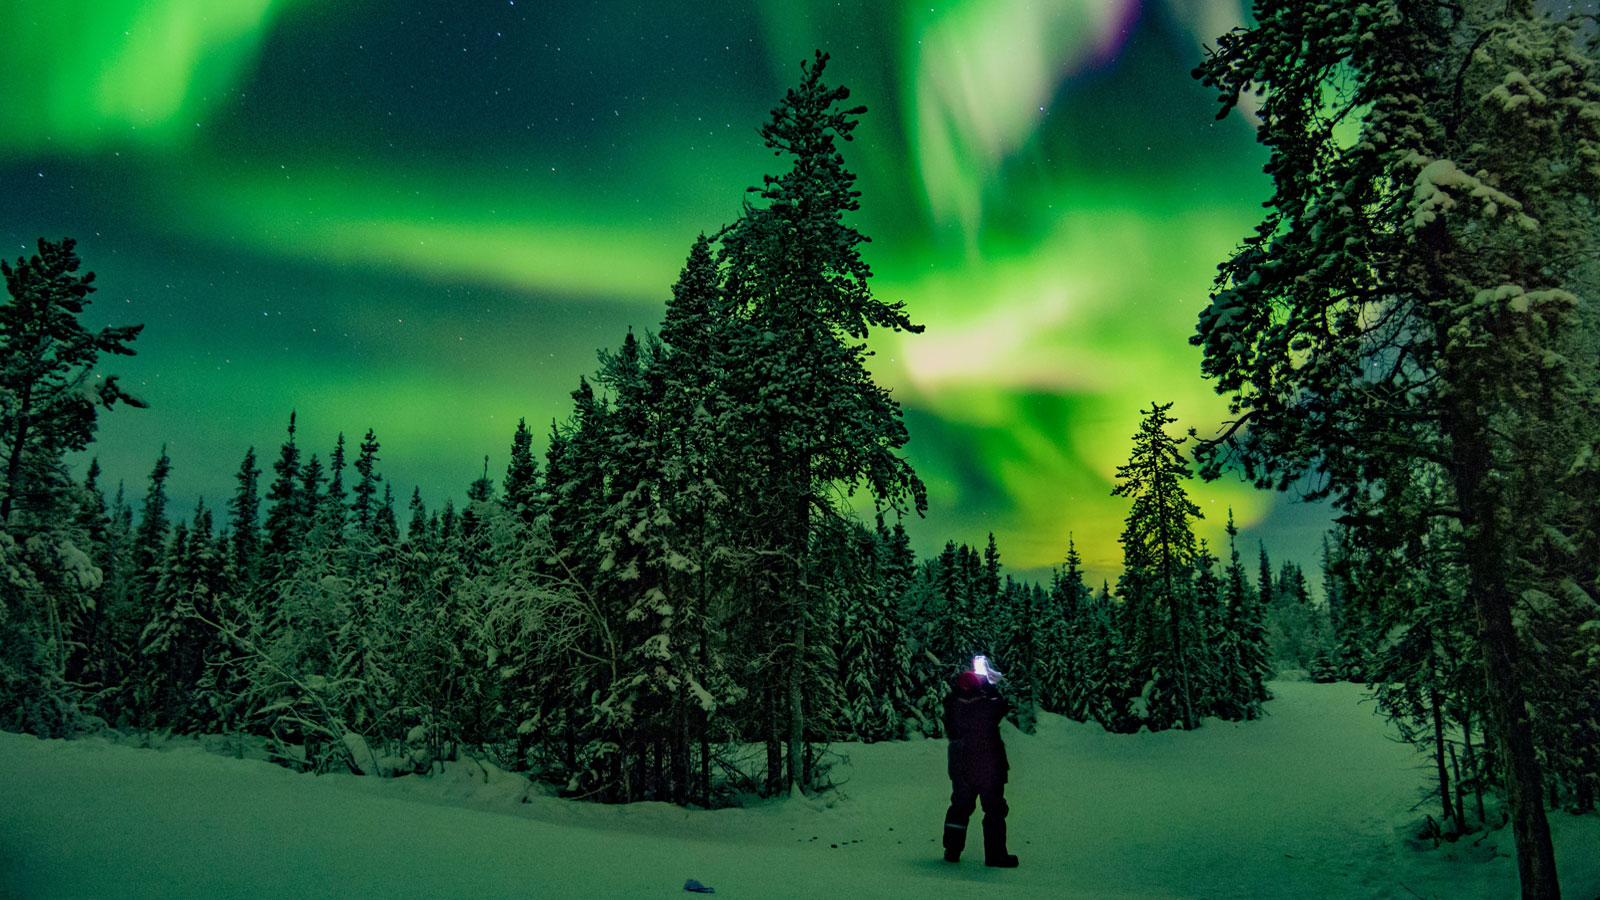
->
[683, 878, 715, 893]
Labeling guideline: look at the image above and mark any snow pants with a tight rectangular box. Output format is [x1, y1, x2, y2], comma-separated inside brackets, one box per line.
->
[942, 781, 1008, 861]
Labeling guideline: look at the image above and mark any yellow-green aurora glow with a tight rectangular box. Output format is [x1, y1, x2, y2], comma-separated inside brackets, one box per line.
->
[3, 0, 1331, 581]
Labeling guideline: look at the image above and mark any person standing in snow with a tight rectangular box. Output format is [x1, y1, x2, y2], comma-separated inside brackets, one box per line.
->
[941, 665, 1018, 867]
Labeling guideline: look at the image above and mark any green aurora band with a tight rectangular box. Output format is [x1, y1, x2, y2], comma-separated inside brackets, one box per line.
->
[2, 0, 1330, 582]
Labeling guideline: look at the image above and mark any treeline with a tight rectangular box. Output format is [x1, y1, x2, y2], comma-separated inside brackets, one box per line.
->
[7, 403, 1292, 803]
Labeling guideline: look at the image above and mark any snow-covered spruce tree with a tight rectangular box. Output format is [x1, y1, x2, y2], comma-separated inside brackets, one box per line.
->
[226, 448, 262, 601]
[900, 550, 967, 736]
[327, 442, 405, 756]
[77, 478, 140, 727]
[927, 541, 964, 664]
[1058, 542, 1098, 722]
[834, 520, 896, 741]
[245, 433, 364, 770]
[502, 417, 542, 526]
[1321, 526, 1375, 683]
[0, 238, 143, 530]
[529, 378, 621, 791]
[118, 449, 176, 727]
[999, 578, 1042, 734]
[582, 328, 685, 801]
[322, 434, 348, 543]
[979, 533, 1002, 639]
[139, 499, 228, 730]
[1034, 551, 1076, 717]
[1192, 4, 1599, 894]
[1311, 534, 1346, 682]
[878, 521, 933, 737]
[867, 522, 918, 740]
[1218, 510, 1271, 719]
[61, 460, 121, 723]
[1112, 401, 1204, 731]
[348, 430, 379, 538]
[0, 449, 106, 737]
[259, 413, 303, 594]
[1189, 542, 1228, 717]
[1082, 585, 1141, 734]
[640, 235, 746, 805]
[714, 51, 925, 794]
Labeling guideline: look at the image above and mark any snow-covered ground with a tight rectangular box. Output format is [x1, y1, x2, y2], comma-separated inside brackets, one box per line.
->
[1, 682, 1595, 900]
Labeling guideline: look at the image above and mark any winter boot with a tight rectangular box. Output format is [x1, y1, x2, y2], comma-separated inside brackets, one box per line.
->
[983, 813, 1017, 867]
[942, 820, 967, 862]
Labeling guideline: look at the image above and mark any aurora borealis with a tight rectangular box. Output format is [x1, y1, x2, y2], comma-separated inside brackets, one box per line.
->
[2, 0, 1333, 582]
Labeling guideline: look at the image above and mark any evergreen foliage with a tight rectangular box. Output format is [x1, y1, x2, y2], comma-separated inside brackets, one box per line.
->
[1192, 3, 1600, 894]
[1112, 402, 1205, 731]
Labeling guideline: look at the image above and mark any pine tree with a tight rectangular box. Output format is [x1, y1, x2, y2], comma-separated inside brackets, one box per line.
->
[1052, 538, 1094, 720]
[406, 487, 428, 546]
[1112, 402, 1204, 730]
[63, 460, 115, 705]
[0, 237, 143, 525]
[351, 429, 382, 539]
[261, 413, 302, 585]
[1192, 4, 1599, 891]
[321, 433, 348, 540]
[140, 499, 225, 729]
[1220, 510, 1270, 718]
[131, 448, 173, 604]
[1190, 541, 1226, 717]
[297, 453, 326, 540]
[1000, 579, 1041, 734]
[227, 448, 262, 593]
[374, 484, 399, 546]
[1257, 543, 1274, 610]
[653, 235, 741, 803]
[715, 51, 925, 794]
[502, 418, 540, 525]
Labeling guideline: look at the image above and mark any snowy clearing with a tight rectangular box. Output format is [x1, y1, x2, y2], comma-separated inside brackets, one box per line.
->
[2, 682, 1595, 900]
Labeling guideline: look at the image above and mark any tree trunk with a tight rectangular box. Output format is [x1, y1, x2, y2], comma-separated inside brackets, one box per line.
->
[1463, 706, 1486, 825]
[787, 585, 806, 794]
[765, 687, 782, 795]
[1453, 435, 1561, 900]
[1449, 741, 1466, 833]
[700, 730, 711, 808]
[1431, 687, 1455, 829]
[1, 385, 33, 524]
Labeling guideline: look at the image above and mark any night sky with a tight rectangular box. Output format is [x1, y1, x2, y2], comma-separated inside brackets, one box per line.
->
[2, 0, 1334, 583]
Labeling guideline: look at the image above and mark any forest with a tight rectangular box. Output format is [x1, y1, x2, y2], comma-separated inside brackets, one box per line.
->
[3, 4, 1600, 900]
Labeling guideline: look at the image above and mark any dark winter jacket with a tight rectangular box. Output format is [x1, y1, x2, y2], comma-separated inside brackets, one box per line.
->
[945, 678, 1010, 790]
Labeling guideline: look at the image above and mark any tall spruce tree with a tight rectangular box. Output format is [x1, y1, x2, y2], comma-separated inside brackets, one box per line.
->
[261, 413, 302, 586]
[1112, 402, 1204, 731]
[1192, 3, 1599, 893]
[227, 448, 262, 592]
[131, 448, 173, 605]
[1221, 511, 1271, 718]
[0, 238, 143, 526]
[715, 51, 925, 793]
[351, 429, 382, 539]
[502, 418, 540, 525]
